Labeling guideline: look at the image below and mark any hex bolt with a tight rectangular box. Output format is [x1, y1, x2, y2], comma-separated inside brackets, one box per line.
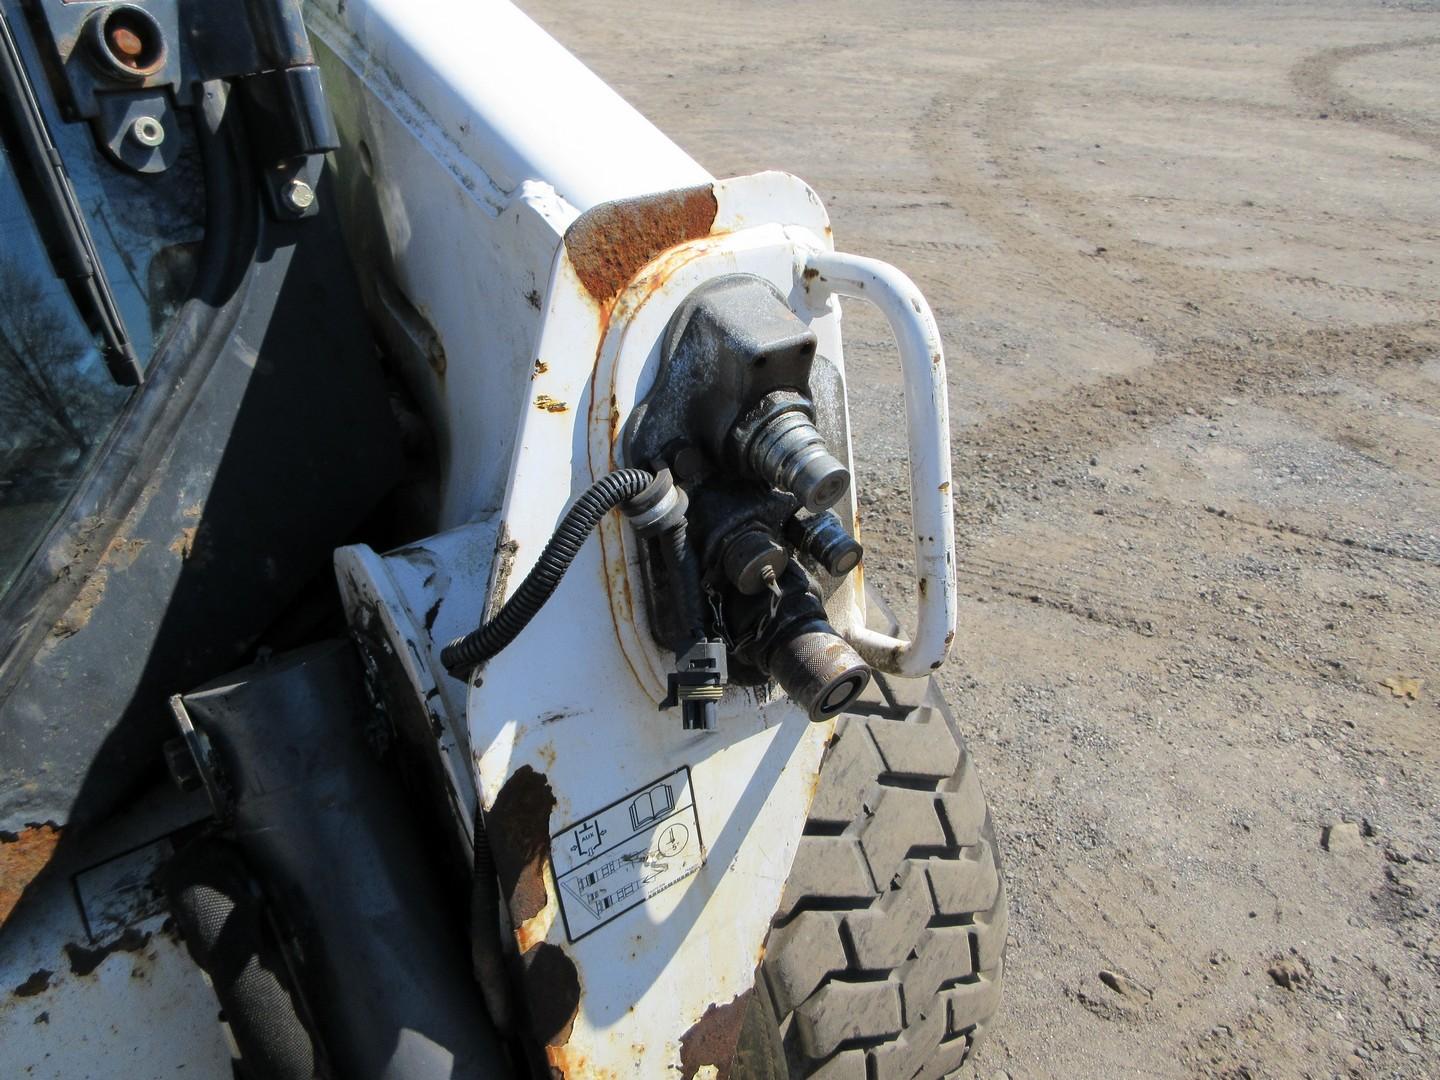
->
[282, 178, 317, 214]
[129, 115, 165, 148]
[109, 26, 144, 66]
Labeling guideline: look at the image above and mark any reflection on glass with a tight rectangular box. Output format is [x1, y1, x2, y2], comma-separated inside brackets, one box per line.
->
[0, 141, 129, 596]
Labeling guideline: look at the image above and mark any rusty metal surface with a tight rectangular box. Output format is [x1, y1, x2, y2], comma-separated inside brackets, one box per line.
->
[0, 823, 61, 927]
[522, 941, 582, 1048]
[565, 185, 718, 305]
[486, 765, 557, 923]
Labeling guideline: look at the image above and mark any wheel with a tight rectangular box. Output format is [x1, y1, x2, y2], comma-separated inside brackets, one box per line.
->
[762, 672, 1007, 1079]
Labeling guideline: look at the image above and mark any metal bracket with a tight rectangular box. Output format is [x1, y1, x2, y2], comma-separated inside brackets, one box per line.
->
[28, 0, 337, 208]
[166, 694, 228, 819]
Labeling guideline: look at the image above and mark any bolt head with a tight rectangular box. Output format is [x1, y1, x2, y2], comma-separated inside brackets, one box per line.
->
[130, 115, 165, 147]
[282, 178, 316, 213]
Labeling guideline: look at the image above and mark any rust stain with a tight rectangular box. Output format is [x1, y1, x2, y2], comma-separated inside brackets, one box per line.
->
[679, 989, 753, 1080]
[944, 629, 956, 647]
[548, 1044, 620, 1080]
[169, 526, 198, 560]
[608, 396, 622, 445]
[99, 535, 146, 570]
[1, 823, 62, 926]
[516, 909, 549, 954]
[535, 395, 569, 414]
[51, 532, 149, 638]
[533, 359, 549, 377]
[487, 766, 556, 924]
[938, 480, 950, 493]
[565, 185, 718, 305]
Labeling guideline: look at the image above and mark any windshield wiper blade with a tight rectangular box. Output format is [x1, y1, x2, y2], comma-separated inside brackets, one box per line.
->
[0, 8, 141, 386]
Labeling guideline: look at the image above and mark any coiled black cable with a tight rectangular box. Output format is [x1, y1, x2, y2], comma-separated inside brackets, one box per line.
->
[661, 521, 706, 645]
[442, 469, 654, 677]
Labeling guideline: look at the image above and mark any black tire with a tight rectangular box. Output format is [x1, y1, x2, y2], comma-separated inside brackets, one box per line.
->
[762, 672, 1007, 1079]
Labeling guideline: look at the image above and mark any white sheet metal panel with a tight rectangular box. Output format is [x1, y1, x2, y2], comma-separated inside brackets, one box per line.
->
[337, 173, 859, 1076]
[0, 794, 230, 1079]
[309, 0, 713, 527]
[466, 174, 847, 1076]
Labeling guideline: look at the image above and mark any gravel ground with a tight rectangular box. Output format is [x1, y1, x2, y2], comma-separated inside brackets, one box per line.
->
[525, 3, 1440, 1077]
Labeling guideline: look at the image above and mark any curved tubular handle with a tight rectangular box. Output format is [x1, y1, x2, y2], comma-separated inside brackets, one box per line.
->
[804, 250, 956, 676]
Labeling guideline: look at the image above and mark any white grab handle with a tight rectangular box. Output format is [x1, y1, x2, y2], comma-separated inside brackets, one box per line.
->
[804, 250, 956, 676]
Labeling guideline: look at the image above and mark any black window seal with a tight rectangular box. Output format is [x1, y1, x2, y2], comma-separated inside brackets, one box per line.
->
[0, 5, 142, 386]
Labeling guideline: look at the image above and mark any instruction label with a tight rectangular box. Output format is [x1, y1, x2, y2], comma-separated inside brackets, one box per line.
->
[551, 766, 704, 941]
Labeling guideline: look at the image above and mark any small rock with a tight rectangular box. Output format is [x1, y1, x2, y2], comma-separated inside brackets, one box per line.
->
[1398, 1038, 1419, 1056]
[1222, 397, 1240, 407]
[1098, 969, 1153, 1002]
[1267, 956, 1309, 990]
[1089, 455, 1099, 467]
[1322, 822, 1363, 854]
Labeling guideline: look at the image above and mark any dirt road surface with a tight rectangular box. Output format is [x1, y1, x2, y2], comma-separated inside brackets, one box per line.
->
[525, 2, 1439, 1076]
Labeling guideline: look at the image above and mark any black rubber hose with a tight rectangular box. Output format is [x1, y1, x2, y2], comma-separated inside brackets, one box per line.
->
[661, 520, 706, 646]
[442, 469, 654, 676]
[165, 840, 318, 1080]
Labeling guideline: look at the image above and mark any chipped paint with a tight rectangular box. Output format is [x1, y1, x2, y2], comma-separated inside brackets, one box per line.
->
[0, 824, 62, 926]
[64, 928, 150, 977]
[11, 968, 51, 997]
[522, 941, 581, 1047]
[679, 990, 753, 1080]
[486, 765, 556, 923]
[564, 185, 718, 305]
[169, 526, 198, 560]
[516, 860, 559, 953]
[535, 394, 569, 413]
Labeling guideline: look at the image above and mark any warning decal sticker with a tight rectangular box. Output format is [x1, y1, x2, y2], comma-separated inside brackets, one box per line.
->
[551, 766, 705, 941]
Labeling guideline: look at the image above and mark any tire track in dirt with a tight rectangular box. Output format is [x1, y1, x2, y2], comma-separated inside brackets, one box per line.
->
[910, 58, 1439, 530]
[1290, 35, 1440, 154]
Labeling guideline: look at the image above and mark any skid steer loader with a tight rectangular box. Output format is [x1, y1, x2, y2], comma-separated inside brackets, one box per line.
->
[0, 1, 1006, 1076]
